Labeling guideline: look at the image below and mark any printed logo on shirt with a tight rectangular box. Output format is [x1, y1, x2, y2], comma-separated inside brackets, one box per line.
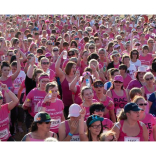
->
[0, 128, 9, 139]
[50, 116, 61, 129]
[70, 135, 80, 141]
[124, 136, 140, 142]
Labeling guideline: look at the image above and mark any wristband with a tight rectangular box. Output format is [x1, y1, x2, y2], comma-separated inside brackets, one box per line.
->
[68, 132, 73, 137]
[6, 89, 9, 93]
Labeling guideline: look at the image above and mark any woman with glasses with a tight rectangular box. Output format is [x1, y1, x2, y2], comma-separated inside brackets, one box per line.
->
[130, 49, 141, 69]
[133, 96, 156, 141]
[79, 106, 103, 141]
[112, 102, 149, 141]
[141, 72, 156, 101]
[21, 112, 57, 141]
[106, 75, 129, 118]
[98, 48, 109, 68]
[0, 83, 19, 141]
[88, 43, 96, 54]
[39, 57, 55, 81]
[28, 42, 37, 54]
[93, 80, 116, 122]
[46, 40, 53, 53]
[107, 51, 122, 70]
[89, 103, 114, 131]
[23, 73, 50, 131]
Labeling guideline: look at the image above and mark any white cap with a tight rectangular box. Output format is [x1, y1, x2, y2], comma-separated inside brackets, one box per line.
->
[137, 66, 147, 73]
[68, 104, 81, 118]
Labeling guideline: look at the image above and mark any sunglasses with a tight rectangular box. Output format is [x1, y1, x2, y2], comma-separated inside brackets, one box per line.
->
[9, 54, 13, 56]
[95, 108, 105, 112]
[135, 44, 140, 46]
[68, 53, 74, 56]
[118, 38, 122, 40]
[42, 40, 46, 43]
[91, 124, 101, 129]
[48, 43, 53, 45]
[146, 77, 153, 81]
[41, 80, 50, 83]
[114, 54, 120, 57]
[89, 47, 95, 49]
[42, 62, 49, 65]
[138, 103, 147, 106]
[132, 53, 138, 55]
[45, 121, 51, 124]
[114, 81, 122, 84]
[53, 49, 58, 52]
[0, 96, 3, 100]
[16, 42, 19, 44]
[94, 83, 104, 88]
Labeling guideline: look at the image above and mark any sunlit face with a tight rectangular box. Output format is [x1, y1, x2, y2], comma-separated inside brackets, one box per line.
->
[47, 86, 58, 99]
[136, 98, 147, 112]
[145, 75, 154, 85]
[38, 122, 51, 132]
[89, 121, 102, 136]
[127, 110, 140, 121]
[2, 66, 10, 77]
[39, 78, 50, 89]
[41, 59, 50, 70]
[70, 64, 77, 75]
[82, 89, 93, 101]
[82, 52, 89, 61]
[137, 72, 145, 81]
[11, 66, 17, 74]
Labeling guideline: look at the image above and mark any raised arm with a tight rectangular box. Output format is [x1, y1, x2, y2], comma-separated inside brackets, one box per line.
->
[1, 83, 19, 111]
[55, 51, 65, 81]
[27, 56, 35, 79]
[11, 52, 21, 81]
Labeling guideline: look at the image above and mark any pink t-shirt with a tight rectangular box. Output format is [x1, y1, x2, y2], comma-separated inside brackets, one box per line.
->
[0, 104, 11, 141]
[141, 113, 156, 141]
[40, 99, 64, 133]
[123, 74, 132, 89]
[24, 88, 46, 117]
[139, 53, 152, 66]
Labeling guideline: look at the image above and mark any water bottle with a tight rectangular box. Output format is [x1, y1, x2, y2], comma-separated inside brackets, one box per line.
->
[86, 78, 90, 87]
[48, 90, 52, 99]
[103, 64, 106, 72]
[63, 50, 67, 59]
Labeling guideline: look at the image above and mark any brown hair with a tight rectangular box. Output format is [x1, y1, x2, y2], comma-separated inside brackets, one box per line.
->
[130, 49, 139, 59]
[65, 61, 76, 75]
[117, 109, 127, 121]
[32, 68, 43, 81]
[129, 88, 142, 100]
[45, 81, 58, 93]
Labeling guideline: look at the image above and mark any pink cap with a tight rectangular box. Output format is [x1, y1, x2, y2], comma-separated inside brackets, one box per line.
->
[38, 75, 50, 82]
[45, 52, 52, 58]
[68, 104, 81, 117]
[114, 75, 123, 82]
[45, 20, 49, 23]
[82, 71, 91, 77]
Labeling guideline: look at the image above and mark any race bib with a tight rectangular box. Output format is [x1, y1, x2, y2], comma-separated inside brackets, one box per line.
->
[116, 108, 122, 117]
[70, 135, 80, 141]
[50, 117, 61, 129]
[124, 136, 140, 142]
[0, 128, 9, 139]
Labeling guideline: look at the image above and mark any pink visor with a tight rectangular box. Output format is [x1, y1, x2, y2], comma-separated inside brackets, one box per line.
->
[38, 75, 50, 82]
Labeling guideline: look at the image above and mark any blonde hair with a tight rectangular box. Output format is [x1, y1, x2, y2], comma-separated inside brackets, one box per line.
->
[143, 72, 155, 82]
[100, 130, 116, 141]
[88, 59, 99, 71]
[44, 137, 58, 142]
[117, 108, 127, 122]
[132, 95, 145, 104]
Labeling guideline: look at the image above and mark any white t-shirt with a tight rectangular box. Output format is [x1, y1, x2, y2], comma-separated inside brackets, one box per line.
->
[127, 64, 137, 80]
[130, 59, 141, 69]
[8, 70, 26, 94]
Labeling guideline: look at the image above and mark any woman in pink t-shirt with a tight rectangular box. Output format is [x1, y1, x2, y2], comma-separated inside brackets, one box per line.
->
[59, 104, 87, 141]
[112, 102, 149, 141]
[106, 75, 129, 118]
[133, 96, 156, 141]
[93, 80, 116, 122]
[23, 73, 50, 130]
[21, 112, 57, 141]
[89, 103, 114, 132]
[38, 81, 65, 134]
[0, 83, 19, 141]
[69, 71, 93, 105]
[141, 72, 156, 101]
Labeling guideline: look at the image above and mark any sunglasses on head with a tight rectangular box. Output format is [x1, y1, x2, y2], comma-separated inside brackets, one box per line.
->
[95, 108, 105, 112]
[146, 77, 153, 81]
[53, 49, 58, 52]
[94, 83, 103, 88]
[138, 103, 147, 106]
[0, 96, 3, 100]
[42, 62, 49, 65]
[114, 81, 122, 84]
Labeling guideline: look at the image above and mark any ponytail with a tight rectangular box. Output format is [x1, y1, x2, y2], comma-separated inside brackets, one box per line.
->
[117, 109, 127, 122]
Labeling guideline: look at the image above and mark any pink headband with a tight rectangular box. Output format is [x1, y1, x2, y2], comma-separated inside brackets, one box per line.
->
[82, 71, 91, 77]
[39, 75, 50, 82]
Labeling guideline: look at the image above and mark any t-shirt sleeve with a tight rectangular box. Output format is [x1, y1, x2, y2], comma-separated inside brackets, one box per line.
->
[127, 80, 133, 90]
[2, 103, 10, 113]
[148, 93, 155, 102]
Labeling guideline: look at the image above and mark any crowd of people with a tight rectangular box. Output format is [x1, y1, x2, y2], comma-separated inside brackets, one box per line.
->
[1, 14, 156, 141]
